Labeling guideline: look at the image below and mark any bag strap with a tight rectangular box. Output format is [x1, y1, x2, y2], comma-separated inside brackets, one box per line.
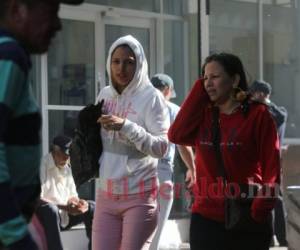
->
[212, 106, 228, 182]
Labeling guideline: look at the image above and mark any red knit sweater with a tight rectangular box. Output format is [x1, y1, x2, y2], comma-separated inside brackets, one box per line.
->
[168, 79, 280, 223]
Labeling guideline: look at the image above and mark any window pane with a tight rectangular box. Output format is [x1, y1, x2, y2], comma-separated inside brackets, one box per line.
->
[263, 2, 298, 138]
[164, 20, 185, 104]
[48, 110, 95, 200]
[85, 0, 160, 12]
[48, 110, 78, 140]
[164, 20, 189, 218]
[209, 0, 259, 79]
[47, 20, 95, 106]
[163, 0, 183, 15]
[187, 0, 199, 82]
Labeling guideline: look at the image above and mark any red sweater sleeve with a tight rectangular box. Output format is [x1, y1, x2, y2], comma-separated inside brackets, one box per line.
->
[168, 79, 209, 146]
[251, 107, 281, 222]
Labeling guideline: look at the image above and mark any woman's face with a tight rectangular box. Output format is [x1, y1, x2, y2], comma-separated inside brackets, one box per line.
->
[110, 46, 136, 93]
[203, 61, 238, 104]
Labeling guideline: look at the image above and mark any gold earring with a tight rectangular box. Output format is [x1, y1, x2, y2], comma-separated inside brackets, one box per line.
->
[231, 87, 247, 102]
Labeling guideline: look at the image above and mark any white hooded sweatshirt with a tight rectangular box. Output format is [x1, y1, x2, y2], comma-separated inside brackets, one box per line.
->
[96, 35, 169, 195]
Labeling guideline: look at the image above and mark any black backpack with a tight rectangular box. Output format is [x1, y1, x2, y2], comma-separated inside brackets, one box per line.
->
[70, 100, 103, 187]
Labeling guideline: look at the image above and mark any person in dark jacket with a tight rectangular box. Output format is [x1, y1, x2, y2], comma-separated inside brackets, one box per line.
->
[250, 80, 288, 146]
[250, 80, 288, 247]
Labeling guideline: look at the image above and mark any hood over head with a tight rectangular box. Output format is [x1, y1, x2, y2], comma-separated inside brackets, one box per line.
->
[106, 35, 151, 95]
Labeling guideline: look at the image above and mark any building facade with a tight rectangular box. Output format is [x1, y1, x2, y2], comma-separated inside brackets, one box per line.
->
[31, 0, 300, 224]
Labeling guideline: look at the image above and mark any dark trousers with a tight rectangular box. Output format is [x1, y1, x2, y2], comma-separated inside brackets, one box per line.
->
[272, 196, 288, 246]
[35, 200, 95, 250]
[190, 213, 272, 250]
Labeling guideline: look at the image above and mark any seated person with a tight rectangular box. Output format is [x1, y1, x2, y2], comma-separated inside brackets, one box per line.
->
[36, 135, 95, 250]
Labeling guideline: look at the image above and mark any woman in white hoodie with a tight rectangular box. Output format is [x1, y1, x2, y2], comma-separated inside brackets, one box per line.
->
[92, 35, 169, 250]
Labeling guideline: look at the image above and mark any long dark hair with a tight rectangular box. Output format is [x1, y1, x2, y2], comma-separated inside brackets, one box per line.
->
[201, 52, 248, 91]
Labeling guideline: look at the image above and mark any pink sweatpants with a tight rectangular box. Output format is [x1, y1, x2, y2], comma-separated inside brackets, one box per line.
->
[92, 190, 158, 250]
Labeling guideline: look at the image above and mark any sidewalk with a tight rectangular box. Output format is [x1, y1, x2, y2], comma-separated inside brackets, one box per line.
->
[60, 220, 290, 250]
[159, 220, 289, 250]
[160, 244, 287, 250]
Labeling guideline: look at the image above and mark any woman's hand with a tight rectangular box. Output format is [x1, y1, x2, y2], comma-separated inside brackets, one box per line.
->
[185, 168, 196, 190]
[97, 114, 125, 131]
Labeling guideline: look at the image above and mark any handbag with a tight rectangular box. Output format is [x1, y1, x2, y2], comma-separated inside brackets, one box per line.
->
[211, 107, 271, 232]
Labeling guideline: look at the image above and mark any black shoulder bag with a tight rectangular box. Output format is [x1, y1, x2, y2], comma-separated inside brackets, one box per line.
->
[212, 107, 271, 232]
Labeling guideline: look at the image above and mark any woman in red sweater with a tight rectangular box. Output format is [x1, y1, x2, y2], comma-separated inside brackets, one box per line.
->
[168, 53, 280, 250]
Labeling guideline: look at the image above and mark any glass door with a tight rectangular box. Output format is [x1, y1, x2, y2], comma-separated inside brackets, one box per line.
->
[46, 19, 95, 141]
[42, 15, 97, 199]
[200, 0, 260, 78]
